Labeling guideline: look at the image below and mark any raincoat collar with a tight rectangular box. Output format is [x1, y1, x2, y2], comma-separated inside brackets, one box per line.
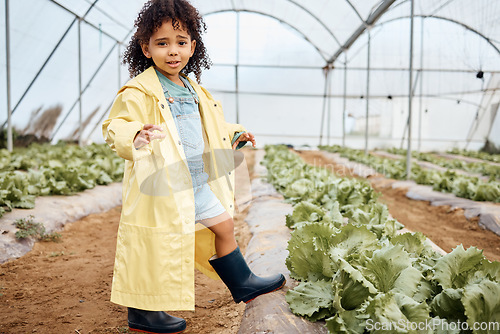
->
[121, 66, 166, 101]
[121, 67, 198, 102]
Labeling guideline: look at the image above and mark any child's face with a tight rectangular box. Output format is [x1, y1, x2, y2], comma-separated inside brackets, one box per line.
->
[141, 19, 196, 85]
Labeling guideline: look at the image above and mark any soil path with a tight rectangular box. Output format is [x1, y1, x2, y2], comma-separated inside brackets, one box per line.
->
[297, 150, 500, 262]
[0, 149, 256, 334]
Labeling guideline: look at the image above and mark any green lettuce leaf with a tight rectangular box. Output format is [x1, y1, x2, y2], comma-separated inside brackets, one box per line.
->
[285, 201, 327, 229]
[462, 280, 500, 334]
[283, 178, 314, 200]
[430, 288, 466, 322]
[328, 224, 380, 266]
[390, 232, 436, 260]
[331, 264, 377, 311]
[433, 245, 485, 289]
[427, 317, 462, 334]
[363, 292, 430, 334]
[325, 309, 367, 334]
[412, 278, 435, 303]
[358, 244, 422, 297]
[473, 183, 500, 202]
[286, 222, 340, 281]
[285, 279, 334, 321]
[480, 260, 500, 282]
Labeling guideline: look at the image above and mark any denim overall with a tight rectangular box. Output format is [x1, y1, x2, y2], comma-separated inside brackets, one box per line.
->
[159, 73, 226, 221]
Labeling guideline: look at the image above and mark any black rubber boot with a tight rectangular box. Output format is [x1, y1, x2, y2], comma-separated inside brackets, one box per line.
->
[128, 307, 186, 334]
[209, 246, 286, 303]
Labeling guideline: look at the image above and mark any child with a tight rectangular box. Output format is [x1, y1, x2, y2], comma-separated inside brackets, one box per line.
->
[102, 0, 286, 333]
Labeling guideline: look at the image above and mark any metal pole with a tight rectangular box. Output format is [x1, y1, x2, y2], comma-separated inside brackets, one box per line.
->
[401, 71, 419, 149]
[235, 11, 240, 124]
[327, 67, 332, 145]
[418, 17, 424, 152]
[319, 67, 330, 146]
[406, 0, 415, 179]
[328, 0, 397, 65]
[342, 53, 347, 147]
[78, 19, 83, 146]
[364, 29, 371, 155]
[5, 0, 12, 151]
[400, 114, 409, 149]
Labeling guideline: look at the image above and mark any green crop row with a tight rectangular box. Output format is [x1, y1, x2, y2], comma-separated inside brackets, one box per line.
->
[262, 145, 500, 334]
[0, 143, 123, 218]
[319, 145, 500, 203]
[447, 148, 500, 164]
[386, 148, 500, 180]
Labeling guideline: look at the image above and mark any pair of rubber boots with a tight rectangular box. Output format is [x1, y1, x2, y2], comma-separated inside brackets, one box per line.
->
[128, 246, 286, 334]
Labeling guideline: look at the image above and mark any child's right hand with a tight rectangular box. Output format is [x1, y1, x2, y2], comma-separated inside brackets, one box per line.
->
[134, 124, 166, 149]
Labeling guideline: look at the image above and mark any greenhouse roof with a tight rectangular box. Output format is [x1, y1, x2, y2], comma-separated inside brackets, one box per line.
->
[30, 0, 500, 63]
[1, 0, 500, 150]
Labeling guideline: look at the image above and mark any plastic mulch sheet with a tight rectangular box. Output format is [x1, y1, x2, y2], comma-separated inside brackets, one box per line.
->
[0, 183, 123, 263]
[237, 150, 328, 334]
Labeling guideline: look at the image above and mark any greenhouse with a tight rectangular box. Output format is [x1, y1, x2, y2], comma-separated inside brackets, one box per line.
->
[0, 0, 499, 333]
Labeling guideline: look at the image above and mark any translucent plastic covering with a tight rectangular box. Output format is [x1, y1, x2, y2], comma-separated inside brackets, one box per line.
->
[1, 0, 499, 151]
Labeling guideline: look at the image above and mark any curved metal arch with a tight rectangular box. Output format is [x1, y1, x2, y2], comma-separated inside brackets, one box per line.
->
[284, 0, 342, 47]
[203, 9, 329, 62]
[224, 0, 343, 47]
[327, 0, 397, 65]
[377, 15, 500, 56]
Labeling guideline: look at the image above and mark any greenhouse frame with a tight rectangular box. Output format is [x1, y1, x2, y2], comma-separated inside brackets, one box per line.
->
[2, 0, 499, 157]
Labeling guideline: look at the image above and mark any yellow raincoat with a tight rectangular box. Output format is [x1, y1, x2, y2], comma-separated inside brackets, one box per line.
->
[102, 66, 246, 311]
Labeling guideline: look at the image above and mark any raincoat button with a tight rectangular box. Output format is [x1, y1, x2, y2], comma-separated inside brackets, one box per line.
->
[228, 171, 231, 175]
[214, 103, 217, 107]
[178, 140, 182, 145]
[161, 104, 164, 109]
[185, 258, 191, 264]
[230, 204, 233, 208]
[223, 137, 226, 141]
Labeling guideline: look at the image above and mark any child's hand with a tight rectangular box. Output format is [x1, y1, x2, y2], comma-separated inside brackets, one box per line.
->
[134, 124, 166, 149]
[232, 132, 256, 149]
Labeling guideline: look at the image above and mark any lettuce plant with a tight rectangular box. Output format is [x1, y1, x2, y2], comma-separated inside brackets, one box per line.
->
[264, 145, 500, 334]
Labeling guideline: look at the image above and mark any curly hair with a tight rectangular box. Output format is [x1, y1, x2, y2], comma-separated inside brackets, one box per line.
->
[123, 0, 211, 82]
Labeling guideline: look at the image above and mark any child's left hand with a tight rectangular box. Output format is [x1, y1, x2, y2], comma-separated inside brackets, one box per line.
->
[232, 132, 256, 149]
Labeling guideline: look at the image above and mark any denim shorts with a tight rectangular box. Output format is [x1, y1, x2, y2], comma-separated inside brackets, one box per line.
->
[194, 182, 226, 222]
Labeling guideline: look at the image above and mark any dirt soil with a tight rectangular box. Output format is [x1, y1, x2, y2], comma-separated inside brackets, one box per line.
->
[297, 150, 500, 262]
[0, 149, 256, 334]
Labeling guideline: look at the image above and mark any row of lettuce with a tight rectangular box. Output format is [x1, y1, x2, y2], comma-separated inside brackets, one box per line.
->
[319, 145, 500, 203]
[262, 145, 499, 334]
[447, 148, 500, 164]
[0, 143, 124, 218]
[385, 148, 500, 180]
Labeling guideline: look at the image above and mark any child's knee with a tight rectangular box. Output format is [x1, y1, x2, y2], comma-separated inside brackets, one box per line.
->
[214, 218, 235, 237]
[222, 218, 235, 234]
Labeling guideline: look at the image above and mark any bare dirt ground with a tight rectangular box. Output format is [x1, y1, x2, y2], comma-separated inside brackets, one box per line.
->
[298, 150, 500, 262]
[0, 149, 256, 334]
